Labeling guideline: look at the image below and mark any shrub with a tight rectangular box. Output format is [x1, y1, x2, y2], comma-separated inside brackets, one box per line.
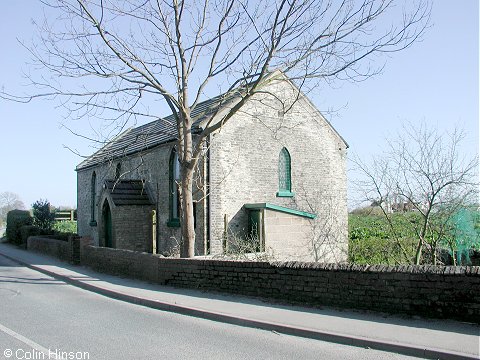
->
[348, 213, 417, 265]
[43, 232, 76, 242]
[32, 199, 55, 232]
[6, 210, 33, 245]
[53, 221, 77, 234]
[20, 225, 45, 244]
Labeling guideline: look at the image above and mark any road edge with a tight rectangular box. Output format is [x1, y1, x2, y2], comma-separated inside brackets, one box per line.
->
[0, 251, 477, 360]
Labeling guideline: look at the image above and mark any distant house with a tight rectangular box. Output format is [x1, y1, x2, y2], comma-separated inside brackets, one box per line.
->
[76, 72, 348, 262]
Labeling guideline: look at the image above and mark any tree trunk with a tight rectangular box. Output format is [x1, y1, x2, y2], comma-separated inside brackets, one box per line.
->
[414, 240, 423, 265]
[415, 216, 430, 265]
[178, 105, 195, 258]
[432, 239, 442, 265]
[449, 243, 457, 266]
[180, 166, 195, 257]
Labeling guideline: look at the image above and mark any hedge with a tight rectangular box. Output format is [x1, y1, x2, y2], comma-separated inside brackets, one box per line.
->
[6, 210, 33, 245]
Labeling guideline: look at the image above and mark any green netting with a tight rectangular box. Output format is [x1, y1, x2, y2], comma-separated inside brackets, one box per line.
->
[446, 208, 480, 265]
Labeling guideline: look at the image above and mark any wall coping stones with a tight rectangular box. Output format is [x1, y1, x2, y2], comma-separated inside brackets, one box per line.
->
[30, 242, 479, 322]
[81, 245, 480, 278]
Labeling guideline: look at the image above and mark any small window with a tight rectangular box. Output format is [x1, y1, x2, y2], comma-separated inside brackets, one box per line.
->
[168, 149, 181, 227]
[90, 171, 97, 226]
[277, 147, 294, 197]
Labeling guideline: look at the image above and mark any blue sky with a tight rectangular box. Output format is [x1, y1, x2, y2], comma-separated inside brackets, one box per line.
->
[0, 1, 478, 209]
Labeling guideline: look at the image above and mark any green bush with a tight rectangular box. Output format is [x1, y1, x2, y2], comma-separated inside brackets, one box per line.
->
[20, 225, 45, 244]
[53, 221, 77, 234]
[32, 199, 55, 232]
[348, 213, 417, 265]
[43, 232, 76, 242]
[19, 224, 76, 244]
[6, 210, 33, 245]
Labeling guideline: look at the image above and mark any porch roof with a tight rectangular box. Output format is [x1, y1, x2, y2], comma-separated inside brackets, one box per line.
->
[244, 203, 316, 219]
[105, 180, 153, 206]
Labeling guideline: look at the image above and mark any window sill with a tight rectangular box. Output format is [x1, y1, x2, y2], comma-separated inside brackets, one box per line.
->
[167, 219, 181, 228]
[276, 191, 295, 198]
[89, 220, 97, 227]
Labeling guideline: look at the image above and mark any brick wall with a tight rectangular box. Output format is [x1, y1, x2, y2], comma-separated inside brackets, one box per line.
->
[27, 236, 81, 264]
[81, 245, 480, 323]
[112, 205, 154, 252]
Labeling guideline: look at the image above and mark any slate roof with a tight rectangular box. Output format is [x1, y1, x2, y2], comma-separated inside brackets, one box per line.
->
[105, 180, 153, 206]
[76, 70, 348, 171]
[76, 90, 241, 170]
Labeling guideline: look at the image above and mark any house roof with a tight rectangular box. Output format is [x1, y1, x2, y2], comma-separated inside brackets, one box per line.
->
[105, 180, 153, 206]
[76, 71, 347, 171]
[76, 90, 241, 170]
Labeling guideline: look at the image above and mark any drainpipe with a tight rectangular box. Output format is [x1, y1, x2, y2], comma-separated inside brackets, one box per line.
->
[206, 136, 211, 255]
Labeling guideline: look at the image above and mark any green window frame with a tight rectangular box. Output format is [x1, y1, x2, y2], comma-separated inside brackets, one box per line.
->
[89, 171, 97, 226]
[277, 147, 294, 197]
[168, 149, 181, 227]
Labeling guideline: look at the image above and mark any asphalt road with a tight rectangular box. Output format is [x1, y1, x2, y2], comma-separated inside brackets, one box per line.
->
[0, 256, 418, 360]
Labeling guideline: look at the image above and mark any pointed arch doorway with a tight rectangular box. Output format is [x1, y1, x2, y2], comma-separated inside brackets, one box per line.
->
[102, 200, 113, 248]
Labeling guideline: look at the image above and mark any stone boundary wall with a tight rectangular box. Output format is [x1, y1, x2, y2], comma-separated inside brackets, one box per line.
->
[27, 236, 86, 264]
[80, 245, 480, 323]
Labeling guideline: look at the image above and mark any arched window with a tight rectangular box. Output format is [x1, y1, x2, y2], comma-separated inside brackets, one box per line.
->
[168, 149, 181, 227]
[90, 171, 97, 226]
[115, 163, 121, 180]
[277, 147, 294, 197]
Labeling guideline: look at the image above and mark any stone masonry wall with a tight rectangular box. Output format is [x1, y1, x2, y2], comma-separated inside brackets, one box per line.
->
[113, 205, 154, 253]
[263, 209, 314, 261]
[81, 245, 480, 323]
[208, 76, 348, 261]
[27, 236, 72, 262]
[77, 76, 347, 260]
[27, 236, 84, 264]
[77, 142, 207, 256]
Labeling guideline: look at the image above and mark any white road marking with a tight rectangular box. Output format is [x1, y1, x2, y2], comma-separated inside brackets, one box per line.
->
[0, 322, 50, 355]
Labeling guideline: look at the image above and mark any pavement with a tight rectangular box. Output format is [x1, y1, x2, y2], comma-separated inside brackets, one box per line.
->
[0, 242, 478, 360]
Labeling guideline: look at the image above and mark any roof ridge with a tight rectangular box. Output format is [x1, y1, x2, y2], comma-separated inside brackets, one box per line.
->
[75, 70, 347, 170]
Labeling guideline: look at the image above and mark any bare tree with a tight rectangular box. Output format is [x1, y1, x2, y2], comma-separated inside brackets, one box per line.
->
[2, 0, 430, 257]
[353, 122, 479, 265]
[0, 192, 25, 228]
[293, 184, 348, 262]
